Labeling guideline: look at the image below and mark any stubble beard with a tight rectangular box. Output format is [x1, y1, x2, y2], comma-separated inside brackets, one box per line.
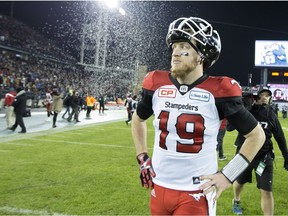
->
[171, 62, 196, 80]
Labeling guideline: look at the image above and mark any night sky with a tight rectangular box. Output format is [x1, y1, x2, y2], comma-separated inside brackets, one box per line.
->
[1, 1, 288, 86]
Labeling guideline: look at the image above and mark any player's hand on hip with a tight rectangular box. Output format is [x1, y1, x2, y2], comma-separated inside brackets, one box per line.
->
[199, 172, 231, 201]
[137, 152, 156, 188]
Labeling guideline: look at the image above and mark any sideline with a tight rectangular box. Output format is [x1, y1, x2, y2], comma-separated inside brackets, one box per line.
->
[0, 108, 127, 141]
[0, 206, 69, 216]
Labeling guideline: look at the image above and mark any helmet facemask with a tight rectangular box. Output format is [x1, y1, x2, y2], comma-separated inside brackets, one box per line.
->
[166, 17, 221, 70]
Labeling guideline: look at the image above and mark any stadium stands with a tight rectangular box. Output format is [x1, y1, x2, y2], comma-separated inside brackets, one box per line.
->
[0, 14, 131, 109]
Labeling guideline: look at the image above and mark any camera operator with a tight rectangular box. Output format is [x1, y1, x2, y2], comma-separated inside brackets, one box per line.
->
[230, 88, 288, 215]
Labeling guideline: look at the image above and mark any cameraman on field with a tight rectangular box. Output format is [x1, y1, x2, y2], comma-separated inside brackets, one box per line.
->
[231, 88, 288, 215]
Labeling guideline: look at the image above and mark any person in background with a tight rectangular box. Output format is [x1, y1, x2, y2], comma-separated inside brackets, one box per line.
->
[272, 103, 279, 117]
[62, 92, 71, 119]
[4, 87, 16, 129]
[45, 88, 53, 121]
[86, 93, 96, 118]
[78, 95, 86, 114]
[115, 95, 119, 108]
[9, 86, 27, 133]
[131, 16, 265, 215]
[281, 105, 287, 119]
[227, 92, 255, 148]
[67, 91, 80, 123]
[232, 88, 288, 215]
[125, 95, 138, 125]
[131, 95, 138, 116]
[124, 94, 132, 125]
[217, 118, 227, 160]
[98, 94, 105, 115]
[51, 88, 63, 128]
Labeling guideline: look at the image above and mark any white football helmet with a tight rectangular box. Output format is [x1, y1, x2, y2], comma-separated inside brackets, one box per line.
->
[166, 17, 221, 70]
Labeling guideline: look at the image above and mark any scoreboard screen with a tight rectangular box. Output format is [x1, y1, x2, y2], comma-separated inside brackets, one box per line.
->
[255, 40, 288, 68]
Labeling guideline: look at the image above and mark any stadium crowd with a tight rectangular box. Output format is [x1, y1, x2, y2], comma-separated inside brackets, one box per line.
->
[0, 13, 132, 109]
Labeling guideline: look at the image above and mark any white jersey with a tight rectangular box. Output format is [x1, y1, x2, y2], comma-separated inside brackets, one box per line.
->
[139, 70, 242, 191]
[45, 92, 53, 104]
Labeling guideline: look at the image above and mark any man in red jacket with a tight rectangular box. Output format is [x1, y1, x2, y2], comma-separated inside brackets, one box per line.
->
[4, 88, 16, 129]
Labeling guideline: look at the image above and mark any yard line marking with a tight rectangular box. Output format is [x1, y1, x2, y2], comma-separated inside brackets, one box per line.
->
[64, 131, 83, 135]
[0, 150, 10, 152]
[76, 130, 97, 133]
[79, 129, 106, 132]
[0, 142, 33, 146]
[75, 127, 135, 132]
[49, 135, 67, 138]
[29, 138, 137, 149]
[0, 206, 69, 216]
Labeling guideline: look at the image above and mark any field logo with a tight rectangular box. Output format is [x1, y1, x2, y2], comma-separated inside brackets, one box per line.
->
[189, 90, 210, 102]
[158, 88, 177, 98]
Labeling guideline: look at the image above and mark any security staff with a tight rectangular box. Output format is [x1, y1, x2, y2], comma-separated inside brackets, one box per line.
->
[232, 88, 288, 215]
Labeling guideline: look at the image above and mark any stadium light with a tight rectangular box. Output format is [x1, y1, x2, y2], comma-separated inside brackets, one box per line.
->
[104, 0, 118, 9]
[98, 0, 126, 16]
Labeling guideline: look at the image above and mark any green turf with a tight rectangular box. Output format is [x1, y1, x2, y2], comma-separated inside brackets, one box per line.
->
[0, 117, 287, 215]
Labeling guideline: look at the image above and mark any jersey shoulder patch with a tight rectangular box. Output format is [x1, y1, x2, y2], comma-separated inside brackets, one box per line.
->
[143, 70, 172, 91]
[198, 76, 242, 98]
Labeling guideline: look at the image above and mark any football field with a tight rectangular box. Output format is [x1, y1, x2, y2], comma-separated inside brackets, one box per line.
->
[0, 114, 287, 215]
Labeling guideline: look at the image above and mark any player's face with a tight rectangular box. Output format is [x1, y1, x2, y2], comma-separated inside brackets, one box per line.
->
[257, 92, 271, 105]
[170, 41, 200, 79]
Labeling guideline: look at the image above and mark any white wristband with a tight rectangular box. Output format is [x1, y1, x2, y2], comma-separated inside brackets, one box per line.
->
[221, 153, 250, 183]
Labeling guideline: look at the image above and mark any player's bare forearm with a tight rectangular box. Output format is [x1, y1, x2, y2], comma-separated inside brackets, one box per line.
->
[200, 124, 265, 201]
[240, 123, 265, 162]
[131, 112, 148, 155]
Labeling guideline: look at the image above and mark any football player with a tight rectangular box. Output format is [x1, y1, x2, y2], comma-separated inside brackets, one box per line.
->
[132, 17, 265, 215]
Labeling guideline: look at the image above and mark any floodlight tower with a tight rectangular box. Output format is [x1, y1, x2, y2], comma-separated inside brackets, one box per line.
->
[94, 10, 108, 68]
[79, 0, 144, 96]
[79, 0, 126, 70]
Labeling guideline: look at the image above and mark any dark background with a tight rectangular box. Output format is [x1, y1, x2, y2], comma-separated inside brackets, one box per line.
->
[1, 1, 288, 86]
